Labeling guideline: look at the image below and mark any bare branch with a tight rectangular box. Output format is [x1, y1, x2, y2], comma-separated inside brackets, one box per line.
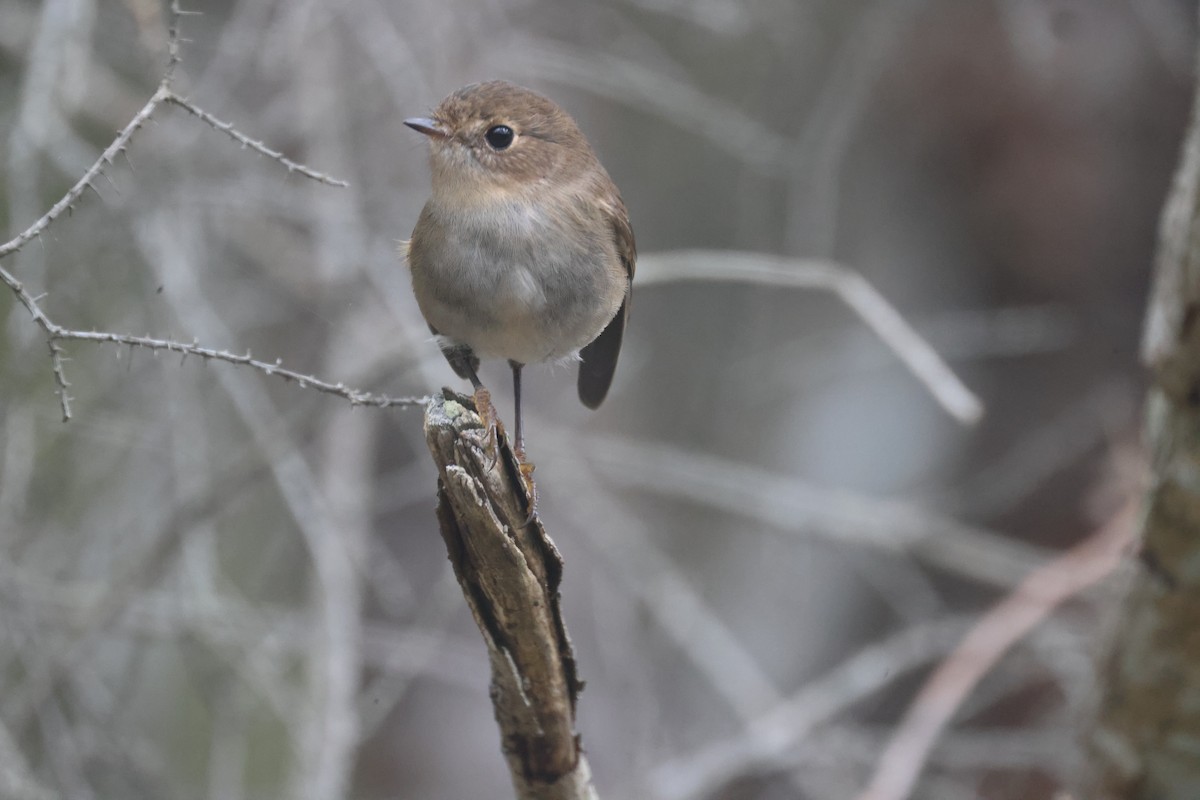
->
[636, 251, 985, 425]
[651, 616, 978, 800]
[0, 4, 377, 419]
[0, 259, 426, 412]
[557, 461, 784, 719]
[856, 501, 1134, 800]
[164, 1, 205, 85]
[577, 434, 1047, 587]
[54, 328, 426, 408]
[164, 93, 350, 187]
[0, 87, 167, 261]
[46, 338, 72, 421]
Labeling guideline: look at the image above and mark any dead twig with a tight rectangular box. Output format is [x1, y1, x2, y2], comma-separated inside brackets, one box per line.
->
[424, 390, 597, 800]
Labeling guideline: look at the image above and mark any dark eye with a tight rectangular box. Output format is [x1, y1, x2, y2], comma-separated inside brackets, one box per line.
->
[484, 125, 514, 150]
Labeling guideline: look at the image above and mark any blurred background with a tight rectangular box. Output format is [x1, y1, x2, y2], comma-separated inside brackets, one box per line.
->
[0, 0, 1194, 798]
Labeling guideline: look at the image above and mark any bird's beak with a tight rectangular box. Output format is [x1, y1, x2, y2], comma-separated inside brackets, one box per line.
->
[404, 117, 448, 139]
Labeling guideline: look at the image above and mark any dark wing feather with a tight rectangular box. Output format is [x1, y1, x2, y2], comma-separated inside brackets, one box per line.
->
[578, 195, 635, 409]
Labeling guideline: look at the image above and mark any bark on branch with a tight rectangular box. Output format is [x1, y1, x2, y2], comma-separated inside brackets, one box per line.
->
[1085, 22, 1200, 799]
[423, 390, 597, 800]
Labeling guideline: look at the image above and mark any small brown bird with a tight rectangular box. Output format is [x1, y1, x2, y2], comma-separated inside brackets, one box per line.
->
[404, 80, 635, 505]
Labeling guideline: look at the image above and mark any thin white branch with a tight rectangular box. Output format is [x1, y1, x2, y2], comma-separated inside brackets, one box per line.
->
[574, 434, 1046, 587]
[636, 250, 985, 425]
[553, 457, 787, 726]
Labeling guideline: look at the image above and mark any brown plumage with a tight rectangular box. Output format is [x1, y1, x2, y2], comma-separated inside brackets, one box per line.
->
[403, 80, 635, 508]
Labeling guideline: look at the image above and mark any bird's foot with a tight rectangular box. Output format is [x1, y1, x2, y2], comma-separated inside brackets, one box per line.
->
[472, 386, 502, 468]
[514, 444, 539, 526]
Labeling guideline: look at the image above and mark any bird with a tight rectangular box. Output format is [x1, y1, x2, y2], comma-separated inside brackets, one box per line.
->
[403, 80, 635, 512]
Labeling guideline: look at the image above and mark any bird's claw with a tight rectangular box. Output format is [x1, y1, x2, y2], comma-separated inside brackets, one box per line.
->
[472, 386, 502, 468]
[514, 446, 538, 526]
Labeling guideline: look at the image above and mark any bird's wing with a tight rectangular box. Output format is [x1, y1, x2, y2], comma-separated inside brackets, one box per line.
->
[577, 192, 635, 409]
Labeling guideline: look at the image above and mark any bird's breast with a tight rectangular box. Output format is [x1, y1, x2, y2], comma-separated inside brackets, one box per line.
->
[407, 196, 624, 364]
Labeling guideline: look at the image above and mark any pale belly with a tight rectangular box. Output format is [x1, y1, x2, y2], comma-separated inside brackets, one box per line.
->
[408, 201, 625, 365]
[418, 263, 617, 364]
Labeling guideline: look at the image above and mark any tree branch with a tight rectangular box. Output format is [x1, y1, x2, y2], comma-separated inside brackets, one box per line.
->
[164, 94, 349, 186]
[423, 390, 597, 800]
[1086, 10, 1200, 798]
[636, 251, 984, 425]
[0, 3, 412, 421]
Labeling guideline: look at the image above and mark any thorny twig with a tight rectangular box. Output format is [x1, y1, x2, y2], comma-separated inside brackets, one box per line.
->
[0, 2, 410, 420]
[164, 94, 348, 186]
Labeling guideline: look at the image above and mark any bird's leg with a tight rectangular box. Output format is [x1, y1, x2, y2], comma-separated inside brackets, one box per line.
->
[448, 349, 501, 462]
[510, 360, 538, 522]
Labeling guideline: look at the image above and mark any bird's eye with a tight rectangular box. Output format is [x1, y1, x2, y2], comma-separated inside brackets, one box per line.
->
[484, 125, 515, 150]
